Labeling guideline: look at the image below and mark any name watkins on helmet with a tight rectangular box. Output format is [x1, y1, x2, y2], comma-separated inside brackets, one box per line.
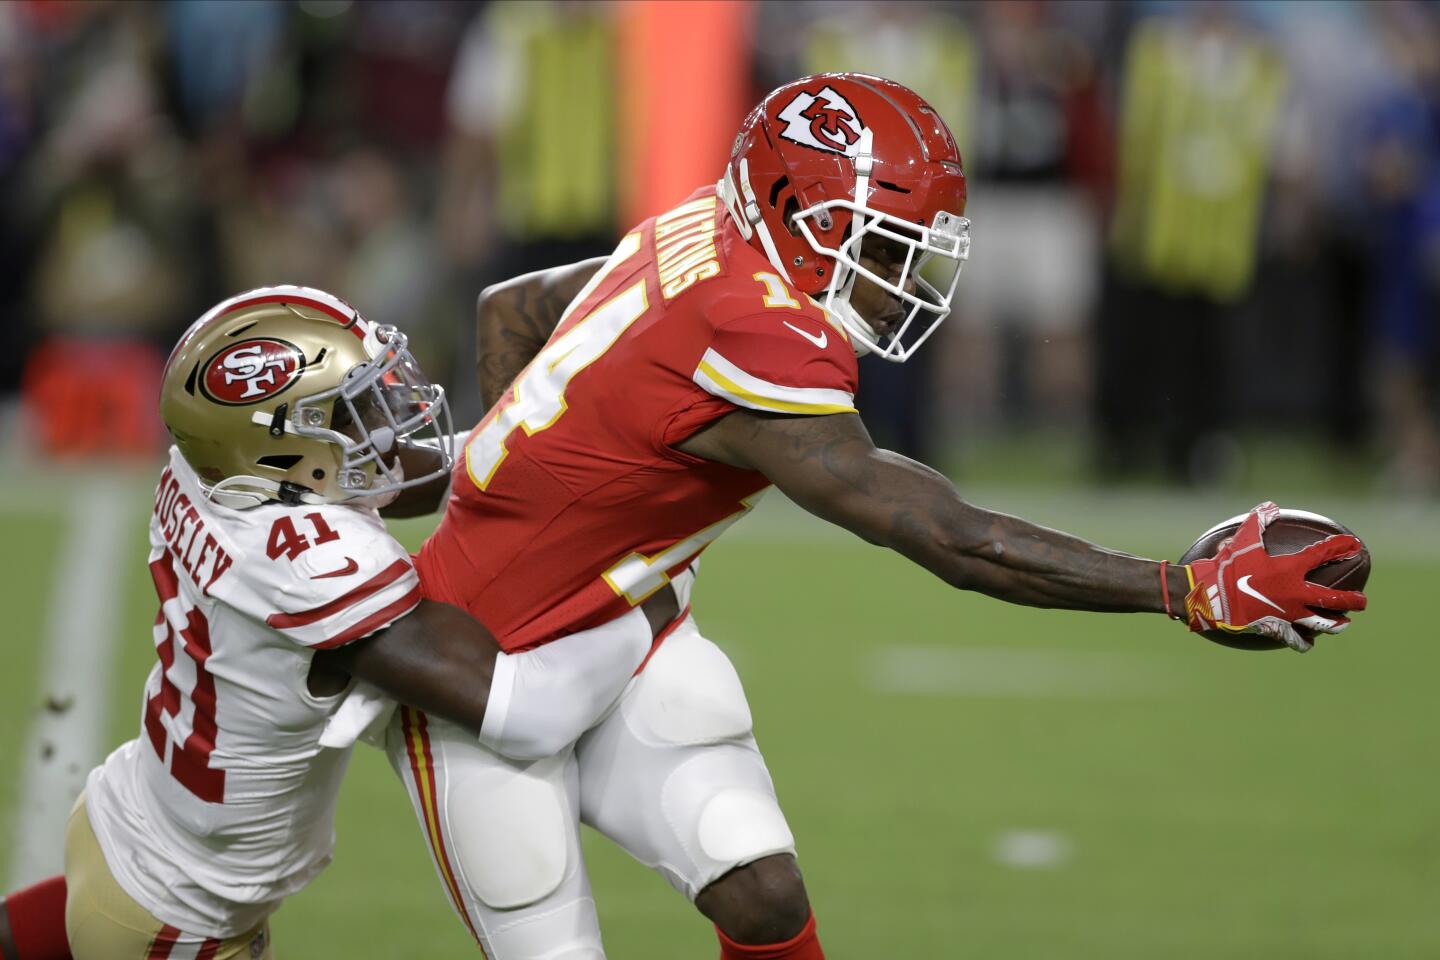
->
[776, 85, 868, 157]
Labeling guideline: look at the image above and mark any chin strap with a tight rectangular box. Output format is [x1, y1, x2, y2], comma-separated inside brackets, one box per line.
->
[827, 298, 874, 357]
[717, 170, 751, 241]
[851, 129, 874, 205]
[816, 128, 884, 357]
[203, 474, 330, 510]
[204, 475, 273, 509]
[729, 158, 794, 284]
[831, 127, 873, 304]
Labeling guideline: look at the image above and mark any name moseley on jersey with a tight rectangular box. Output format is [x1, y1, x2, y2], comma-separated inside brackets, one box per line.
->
[153, 467, 235, 597]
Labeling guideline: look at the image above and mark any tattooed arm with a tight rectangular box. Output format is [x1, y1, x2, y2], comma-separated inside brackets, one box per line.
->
[475, 258, 608, 410]
[675, 411, 1188, 613]
[379, 260, 602, 517]
[375, 261, 602, 518]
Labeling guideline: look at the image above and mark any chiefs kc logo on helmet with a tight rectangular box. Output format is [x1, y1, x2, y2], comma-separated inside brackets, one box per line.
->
[200, 338, 306, 405]
[776, 85, 867, 156]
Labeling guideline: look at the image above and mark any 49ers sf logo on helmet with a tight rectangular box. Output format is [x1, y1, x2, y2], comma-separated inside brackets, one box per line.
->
[200, 338, 306, 405]
[776, 86, 867, 156]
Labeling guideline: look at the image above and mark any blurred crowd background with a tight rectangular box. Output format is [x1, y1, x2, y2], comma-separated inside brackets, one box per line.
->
[2, 0, 1438, 494]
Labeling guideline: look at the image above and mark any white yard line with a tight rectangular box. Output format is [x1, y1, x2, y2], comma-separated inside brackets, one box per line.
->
[992, 830, 1072, 869]
[866, 645, 1174, 700]
[8, 481, 131, 886]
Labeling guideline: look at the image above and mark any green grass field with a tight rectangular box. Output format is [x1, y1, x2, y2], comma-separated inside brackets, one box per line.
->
[2, 465, 1435, 958]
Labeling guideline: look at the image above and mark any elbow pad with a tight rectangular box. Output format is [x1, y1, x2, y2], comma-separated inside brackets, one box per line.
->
[479, 606, 653, 760]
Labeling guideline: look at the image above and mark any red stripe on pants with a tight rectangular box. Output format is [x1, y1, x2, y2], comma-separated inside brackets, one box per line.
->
[146, 925, 180, 959]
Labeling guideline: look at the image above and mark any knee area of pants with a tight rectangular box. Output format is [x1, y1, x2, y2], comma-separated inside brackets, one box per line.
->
[693, 786, 794, 868]
[624, 628, 752, 746]
[447, 764, 570, 910]
[706, 857, 811, 946]
[485, 897, 604, 960]
[650, 750, 796, 895]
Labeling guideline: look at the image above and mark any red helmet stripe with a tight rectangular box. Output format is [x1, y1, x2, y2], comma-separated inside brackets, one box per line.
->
[224, 293, 367, 339]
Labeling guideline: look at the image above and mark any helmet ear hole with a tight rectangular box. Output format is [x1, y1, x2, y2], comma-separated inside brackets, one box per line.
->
[766, 175, 790, 210]
[781, 196, 803, 237]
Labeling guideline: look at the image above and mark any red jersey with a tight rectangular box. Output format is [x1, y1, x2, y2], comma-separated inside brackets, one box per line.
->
[417, 187, 860, 650]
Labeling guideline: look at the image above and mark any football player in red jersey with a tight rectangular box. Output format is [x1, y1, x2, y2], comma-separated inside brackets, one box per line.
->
[394, 74, 1367, 959]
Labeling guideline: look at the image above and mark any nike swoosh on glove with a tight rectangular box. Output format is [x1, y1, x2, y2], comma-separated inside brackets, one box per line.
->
[1184, 501, 1368, 652]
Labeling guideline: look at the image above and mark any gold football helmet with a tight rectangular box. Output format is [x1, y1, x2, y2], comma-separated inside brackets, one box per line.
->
[160, 285, 453, 508]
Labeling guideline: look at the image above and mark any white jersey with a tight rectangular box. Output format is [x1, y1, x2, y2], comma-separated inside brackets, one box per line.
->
[85, 448, 420, 938]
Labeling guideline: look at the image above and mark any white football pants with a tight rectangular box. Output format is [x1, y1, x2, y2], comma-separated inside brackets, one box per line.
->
[384, 616, 799, 959]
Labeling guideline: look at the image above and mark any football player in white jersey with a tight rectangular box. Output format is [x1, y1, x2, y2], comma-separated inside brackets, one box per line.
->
[55, 287, 678, 960]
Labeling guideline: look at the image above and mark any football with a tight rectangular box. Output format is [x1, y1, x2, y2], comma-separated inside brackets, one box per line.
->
[1178, 509, 1371, 650]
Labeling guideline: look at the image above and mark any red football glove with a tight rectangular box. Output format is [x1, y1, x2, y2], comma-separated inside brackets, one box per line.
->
[1183, 502, 1367, 652]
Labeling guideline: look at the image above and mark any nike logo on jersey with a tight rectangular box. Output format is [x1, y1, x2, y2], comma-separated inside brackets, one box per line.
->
[311, 557, 359, 580]
[1236, 575, 1285, 613]
[783, 321, 828, 349]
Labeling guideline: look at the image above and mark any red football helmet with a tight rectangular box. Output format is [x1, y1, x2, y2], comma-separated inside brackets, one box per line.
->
[719, 73, 970, 362]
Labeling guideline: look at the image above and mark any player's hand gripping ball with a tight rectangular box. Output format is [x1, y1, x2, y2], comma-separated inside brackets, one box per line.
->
[1179, 502, 1370, 652]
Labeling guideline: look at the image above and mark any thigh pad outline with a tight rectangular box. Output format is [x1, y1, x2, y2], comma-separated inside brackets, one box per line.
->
[445, 756, 572, 911]
[622, 622, 752, 746]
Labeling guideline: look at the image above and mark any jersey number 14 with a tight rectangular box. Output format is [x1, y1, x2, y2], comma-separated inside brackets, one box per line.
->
[465, 234, 647, 490]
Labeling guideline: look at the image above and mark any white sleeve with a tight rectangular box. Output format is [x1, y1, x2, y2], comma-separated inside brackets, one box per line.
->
[479, 607, 654, 760]
[321, 610, 654, 756]
[233, 506, 422, 650]
[478, 566, 695, 759]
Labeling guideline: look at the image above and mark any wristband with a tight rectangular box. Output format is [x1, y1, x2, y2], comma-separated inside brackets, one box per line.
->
[1159, 560, 1177, 620]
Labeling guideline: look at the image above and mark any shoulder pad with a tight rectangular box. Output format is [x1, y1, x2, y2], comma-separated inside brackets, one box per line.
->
[227, 504, 420, 649]
[692, 310, 858, 416]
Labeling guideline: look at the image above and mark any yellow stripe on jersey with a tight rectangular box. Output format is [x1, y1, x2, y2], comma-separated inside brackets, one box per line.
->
[693, 348, 857, 415]
[602, 492, 764, 604]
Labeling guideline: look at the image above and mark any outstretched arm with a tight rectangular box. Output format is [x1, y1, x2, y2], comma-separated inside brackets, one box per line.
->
[676, 410, 1187, 613]
[475, 258, 607, 410]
